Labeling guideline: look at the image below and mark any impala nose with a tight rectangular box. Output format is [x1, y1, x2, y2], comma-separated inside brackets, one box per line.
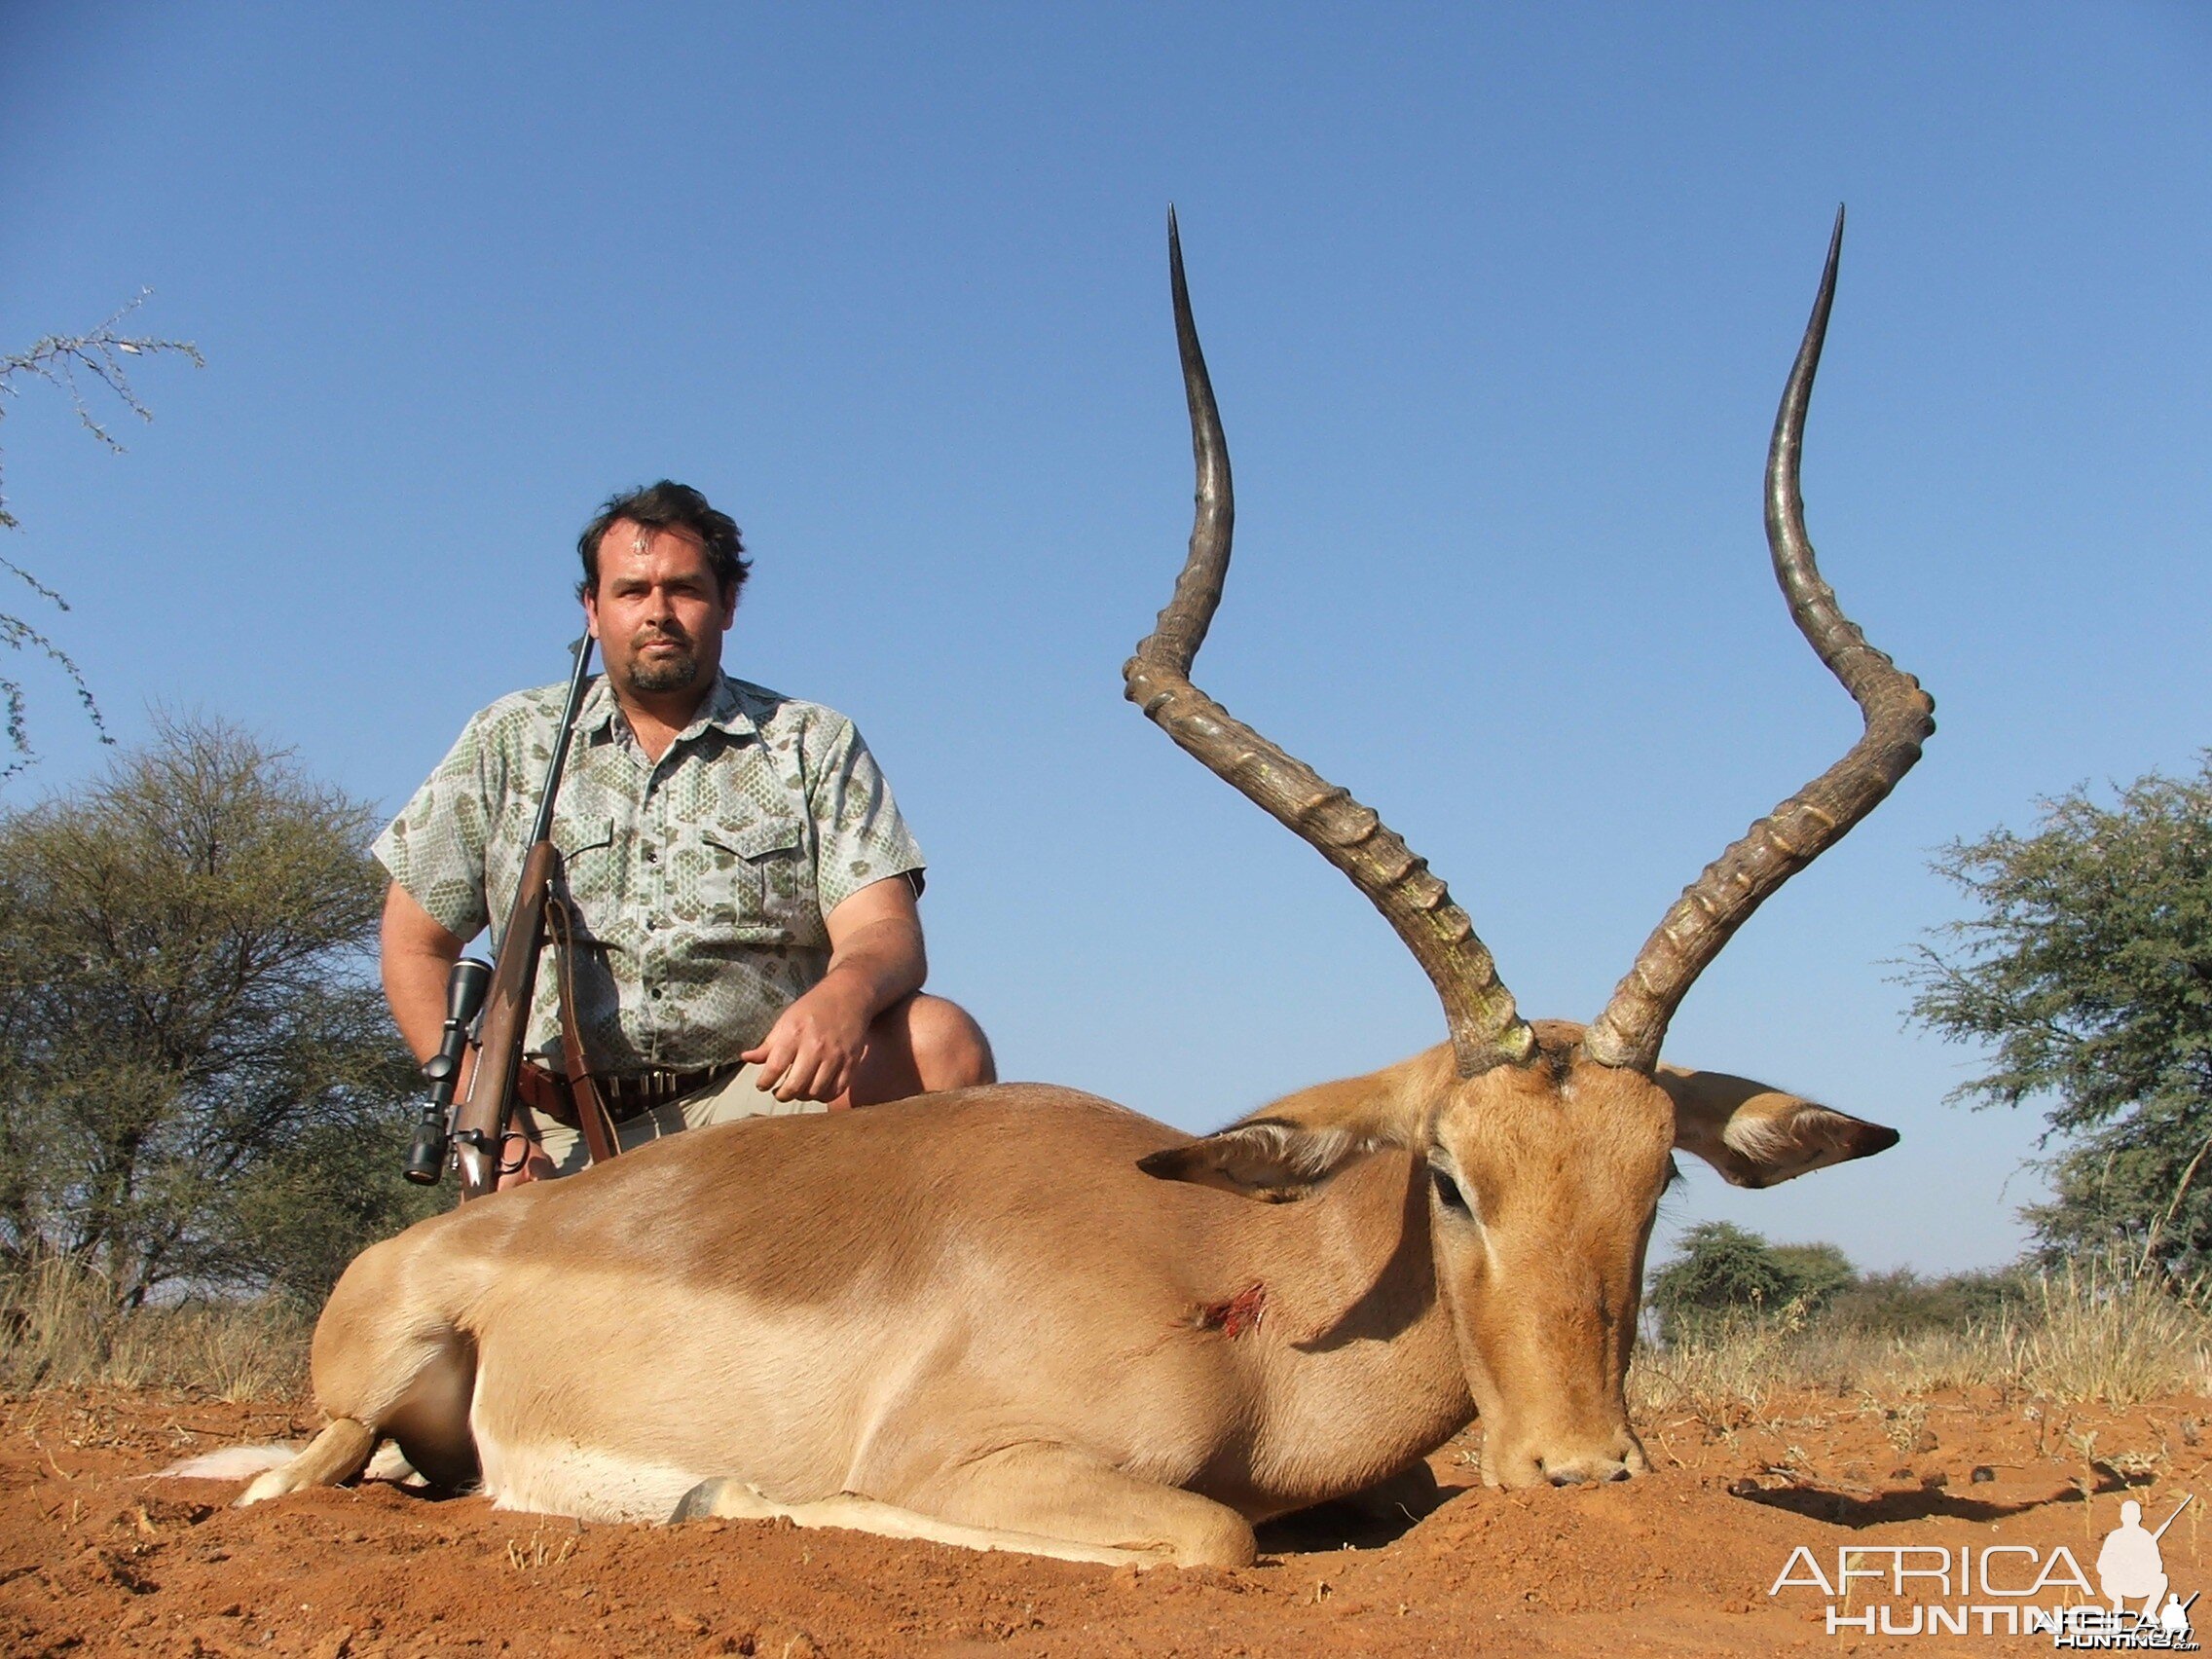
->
[1541, 1458, 1633, 1488]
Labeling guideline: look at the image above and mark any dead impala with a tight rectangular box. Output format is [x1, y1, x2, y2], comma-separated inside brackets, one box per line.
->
[215, 210, 1930, 1566]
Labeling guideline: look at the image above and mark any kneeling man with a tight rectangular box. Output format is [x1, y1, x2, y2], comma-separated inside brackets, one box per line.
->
[376, 481, 994, 1181]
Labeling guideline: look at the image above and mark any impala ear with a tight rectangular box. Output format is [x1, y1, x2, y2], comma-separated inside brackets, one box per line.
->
[1138, 1049, 1447, 1202]
[1139, 1119, 1402, 1202]
[1659, 1063, 1899, 1189]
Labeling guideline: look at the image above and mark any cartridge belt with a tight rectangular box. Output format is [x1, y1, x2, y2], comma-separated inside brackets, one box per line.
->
[601, 1062, 745, 1114]
[517, 1059, 744, 1128]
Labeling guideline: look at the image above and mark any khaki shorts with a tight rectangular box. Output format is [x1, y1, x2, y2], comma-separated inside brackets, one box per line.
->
[525, 1061, 830, 1178]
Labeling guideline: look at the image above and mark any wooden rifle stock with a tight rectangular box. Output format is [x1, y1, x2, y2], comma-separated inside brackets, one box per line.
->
[450, 840, 560, 1198]
[449, 637, 598, 1200]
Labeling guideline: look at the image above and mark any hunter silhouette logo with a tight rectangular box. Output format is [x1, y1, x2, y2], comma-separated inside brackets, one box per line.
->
[2093, 1497, 2198, 1648]
[1768, 1493, 2198, 1645]
[2101, 1500, 2182, 1620]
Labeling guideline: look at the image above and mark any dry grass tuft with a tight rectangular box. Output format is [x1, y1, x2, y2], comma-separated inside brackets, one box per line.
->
[1631, 1300, 1811, 1422]
[0, 1252, 310, 1401]
[2005, 1257, 2212, 1408]
[1633, 1254, 2212, 1416]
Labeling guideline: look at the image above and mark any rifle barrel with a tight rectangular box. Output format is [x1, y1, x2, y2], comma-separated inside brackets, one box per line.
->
[528, 636, 597, 848]
[447, 635, 598, 1200]
[2152, 1492, 2194, 1540]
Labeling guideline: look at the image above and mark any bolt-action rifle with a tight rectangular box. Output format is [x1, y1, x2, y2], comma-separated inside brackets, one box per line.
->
[403, 635, 608, 1200]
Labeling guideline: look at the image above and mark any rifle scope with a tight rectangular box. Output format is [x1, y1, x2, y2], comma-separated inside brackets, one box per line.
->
[404, 956, 495, 1185]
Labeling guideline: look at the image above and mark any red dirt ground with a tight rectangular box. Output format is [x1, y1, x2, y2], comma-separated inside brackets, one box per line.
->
[3, 1384, 2209, 1656]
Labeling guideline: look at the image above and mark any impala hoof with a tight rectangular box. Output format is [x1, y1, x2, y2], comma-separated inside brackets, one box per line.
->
[671, 1477, 778, 1524]
[236, 1466, 299, 1507]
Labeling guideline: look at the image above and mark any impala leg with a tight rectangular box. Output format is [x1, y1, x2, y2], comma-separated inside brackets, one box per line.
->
[235, 1226, 484, 1506]
[673, 1478, 1167, 1567]
[677, 1443, 1257, 1568]
[237, 1418, 378, 1506]
[232, 1317, 477, 1507]
[921, 1442, 1259, 1566]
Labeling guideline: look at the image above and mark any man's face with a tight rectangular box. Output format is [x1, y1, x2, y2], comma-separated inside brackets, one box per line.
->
[582, 520, 736, 700]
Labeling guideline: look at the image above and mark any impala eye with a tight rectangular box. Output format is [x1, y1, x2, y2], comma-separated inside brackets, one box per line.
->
[1429, 1163, 1473, 1218]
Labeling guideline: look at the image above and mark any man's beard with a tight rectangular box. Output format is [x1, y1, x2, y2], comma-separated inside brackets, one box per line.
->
[623, 627, 703, 694]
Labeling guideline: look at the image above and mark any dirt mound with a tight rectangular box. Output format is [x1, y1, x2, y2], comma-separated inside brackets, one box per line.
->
[2, 1385, 2207, 1655]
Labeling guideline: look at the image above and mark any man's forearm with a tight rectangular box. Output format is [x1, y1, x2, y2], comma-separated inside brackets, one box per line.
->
[816, 916, 927, 1021]
[381, 883, 467, 1064]
[742, 875, 930, 1101]
[386, 939, 463, 1063]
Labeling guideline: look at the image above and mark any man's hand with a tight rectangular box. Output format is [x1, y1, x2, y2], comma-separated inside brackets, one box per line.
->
[742, 974, 875, 1103]
[741, 875, 926, 1104]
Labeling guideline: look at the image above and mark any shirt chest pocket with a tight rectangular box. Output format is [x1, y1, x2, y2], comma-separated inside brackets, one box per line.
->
[488, 813, 613, 922]
[695, 814, 810, 940]
[547, 817, 619, 940]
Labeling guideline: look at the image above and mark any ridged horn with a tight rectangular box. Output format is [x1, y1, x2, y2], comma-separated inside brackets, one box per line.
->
[1583, 208, 1936, 1073]
[1124, 210, 1535, 1078]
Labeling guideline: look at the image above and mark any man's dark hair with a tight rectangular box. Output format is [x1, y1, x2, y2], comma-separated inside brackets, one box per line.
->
[575, 481, 751, 602]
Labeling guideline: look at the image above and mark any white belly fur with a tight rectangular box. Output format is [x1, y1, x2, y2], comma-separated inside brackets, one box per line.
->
[474, 1419, 705, 1523]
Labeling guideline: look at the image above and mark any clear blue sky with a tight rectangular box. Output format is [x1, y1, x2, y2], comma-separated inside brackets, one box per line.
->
[3, 3, 2206, 1272]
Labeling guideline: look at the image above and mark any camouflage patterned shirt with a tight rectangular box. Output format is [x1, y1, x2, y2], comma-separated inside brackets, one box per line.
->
[372, 672, 925, 1073]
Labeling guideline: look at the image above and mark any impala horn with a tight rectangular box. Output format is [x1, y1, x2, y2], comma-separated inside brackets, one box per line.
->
[1581, 207, 1936, 1074]
[1124, 209, 1535, 1080]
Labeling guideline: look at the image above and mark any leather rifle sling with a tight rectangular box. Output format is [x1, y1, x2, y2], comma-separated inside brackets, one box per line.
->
[545, 888, 620, 1165]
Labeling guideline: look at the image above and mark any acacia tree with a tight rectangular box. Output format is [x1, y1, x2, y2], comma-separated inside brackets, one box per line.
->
[0, 714, 435, 1303]
[1647, 1222, 1855, 1340]
[1904, 757, 2212, 1273]
[0, 296, 200, 769]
